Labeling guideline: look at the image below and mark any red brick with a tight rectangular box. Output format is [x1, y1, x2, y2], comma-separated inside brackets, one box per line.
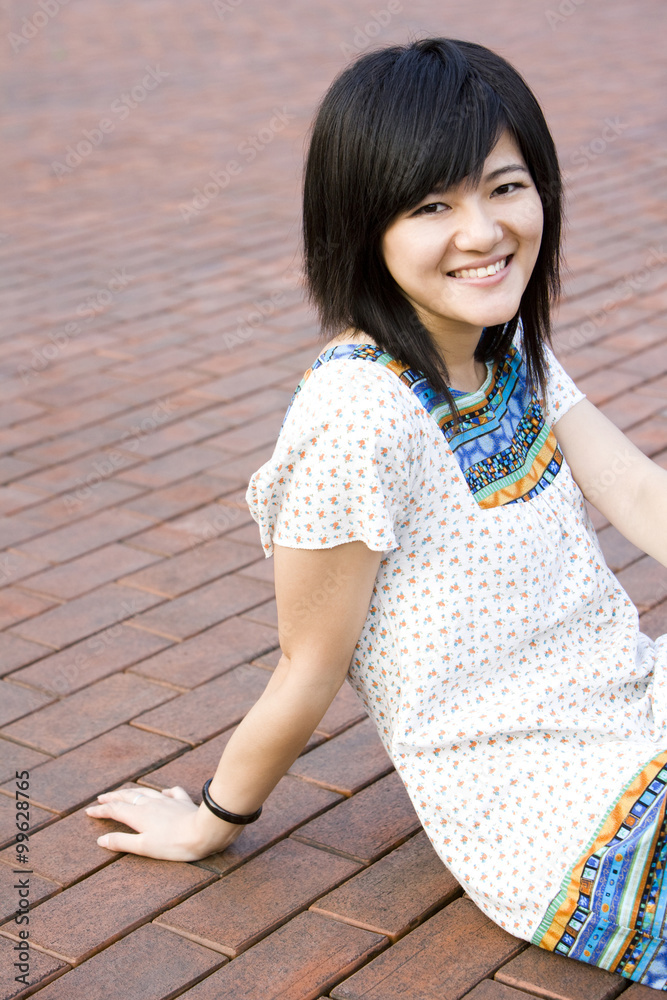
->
[0, 934, 67, 998]
[616, 341, 667, 378]
[331, 898, 524, 1000]
[0, 725, 186, 813]
[157, 839, 360, 957]
[616, 556, 667, 613]
[111, 347, 204, 380]
[0, 633, 50, 676]
[293, 771, 420, 864]
[624, 984, 667, 998]
[21, 543, 160, 600]
[311, 831, 461, 941]
[223, 521, 265, 547]
[131, 664, 270, 744]
[7, 624, 172, 695]
[206, 408, 285, 453]
[128, 574, 273, 641]
[626, 415, 667, 456]
[119, 536, 260, 597]
[0, 548, 49, 587]
[0, 803, 132, 886]
[314, 680, 368, 738]
[118, 444, 231, 489]
[122, 472, 234, 520]
[0, 737, 50, 784]
[241, 597, 278, 628]
[0, 458, 39, 486]
[464, 983, 544, 1000]
[600, 391, 665, 431]
[0, 486, 48, 517]
[495, 945, 626, 1000]
[2, 853, 215, 965]
[576, 367, 644, 405]
[28, 923, 226, 1000]
[0, 588, 56, 630]
[9, 582, 163, 649]
[0, 400, 43, 427]
[0, 680, 52, 727]
[175, 910, 386, 1000]
[596, 524, 643, 573]
[251, 645, 281, 669]
[16, 508, 151, 562]
[602, 321, 666, 355]
[640, 601, 667, 641]
[129, 616, 278, 688]
[166, 500, 254, 546]
[191, 364, 291, 402]
[206, 445, 276, 484]
[2, 674, 176, 755]
[0, 861, 61, 922]
[238, 556, 274, 584]
[289, 719, 393, 796]
[21, 480, 144, 528]
[0, 793, 54, 851]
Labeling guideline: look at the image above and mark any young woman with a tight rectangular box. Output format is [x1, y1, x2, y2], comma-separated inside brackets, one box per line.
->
[87, 39, 667, 988]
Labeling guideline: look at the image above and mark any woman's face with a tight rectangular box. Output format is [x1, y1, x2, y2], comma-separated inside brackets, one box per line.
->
[381, 131, 544, 343]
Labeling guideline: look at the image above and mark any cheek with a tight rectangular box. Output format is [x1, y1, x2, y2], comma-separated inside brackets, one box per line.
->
[521, 196, 544, 246]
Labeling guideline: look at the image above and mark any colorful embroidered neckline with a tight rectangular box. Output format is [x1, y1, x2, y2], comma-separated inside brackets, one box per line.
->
[284, 343, 563, 509]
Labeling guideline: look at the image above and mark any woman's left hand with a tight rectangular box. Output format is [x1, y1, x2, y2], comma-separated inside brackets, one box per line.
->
[85, 785, 244, 861]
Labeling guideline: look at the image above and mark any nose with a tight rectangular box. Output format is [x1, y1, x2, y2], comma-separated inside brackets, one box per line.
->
[452, 200, 503, 253]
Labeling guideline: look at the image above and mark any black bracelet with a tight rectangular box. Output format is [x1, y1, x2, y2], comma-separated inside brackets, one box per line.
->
[201, 779, 263, 825]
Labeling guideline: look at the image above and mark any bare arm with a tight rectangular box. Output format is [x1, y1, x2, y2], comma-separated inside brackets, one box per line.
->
[554, 397, 667, 568]
[86, 540, 383, 859]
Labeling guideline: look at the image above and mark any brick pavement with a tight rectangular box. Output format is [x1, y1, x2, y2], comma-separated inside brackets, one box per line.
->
[0, 0, 665, 997]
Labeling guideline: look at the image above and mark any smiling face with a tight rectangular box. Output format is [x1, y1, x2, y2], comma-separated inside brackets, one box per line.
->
[381, 131, 544, 350]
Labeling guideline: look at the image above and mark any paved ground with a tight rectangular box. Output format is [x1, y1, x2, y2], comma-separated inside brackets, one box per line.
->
[0, 0, 665, 997]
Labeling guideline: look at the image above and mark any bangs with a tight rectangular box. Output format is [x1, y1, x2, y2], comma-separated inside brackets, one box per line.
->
[356, 44, 510, 229]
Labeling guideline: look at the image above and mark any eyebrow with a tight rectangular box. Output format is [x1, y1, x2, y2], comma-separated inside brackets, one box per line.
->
[483, 164, 530, 182]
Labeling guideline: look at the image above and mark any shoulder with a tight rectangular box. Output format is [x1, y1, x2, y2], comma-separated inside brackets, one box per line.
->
[284, 350, 415, 429]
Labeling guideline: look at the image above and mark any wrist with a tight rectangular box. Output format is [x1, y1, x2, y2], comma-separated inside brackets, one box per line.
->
[189, 803, 242, 858]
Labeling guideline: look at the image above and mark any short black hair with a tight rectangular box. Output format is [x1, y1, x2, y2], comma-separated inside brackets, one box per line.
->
[303, 38, 563, 406]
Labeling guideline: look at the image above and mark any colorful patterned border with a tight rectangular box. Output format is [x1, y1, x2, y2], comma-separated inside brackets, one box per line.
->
[534, 750, 667, 989]
[282, 343, 563, 510]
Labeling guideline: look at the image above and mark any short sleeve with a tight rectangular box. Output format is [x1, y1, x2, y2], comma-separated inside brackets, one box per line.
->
[543, 345, 586, 426]
[246, 361, 413, 558]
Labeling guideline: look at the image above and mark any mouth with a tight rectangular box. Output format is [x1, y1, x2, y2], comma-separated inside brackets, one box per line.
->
[448, 255, 513, 279]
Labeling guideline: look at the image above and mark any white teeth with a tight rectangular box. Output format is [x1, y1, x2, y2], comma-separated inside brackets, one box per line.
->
[451, 257, 507, 279]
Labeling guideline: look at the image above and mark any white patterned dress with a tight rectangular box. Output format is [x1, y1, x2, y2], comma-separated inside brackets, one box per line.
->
[246, 336, 667, 988]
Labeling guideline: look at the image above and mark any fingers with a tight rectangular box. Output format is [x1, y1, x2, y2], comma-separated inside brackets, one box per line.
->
[85, 798, 145, 832]
[161, 786, 193, 802]
[96, 831, 150, 855]
[95, 787, 162, 805]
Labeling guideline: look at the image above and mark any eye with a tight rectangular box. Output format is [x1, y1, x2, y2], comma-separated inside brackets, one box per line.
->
[492, 181, 527, 197]
[412, 201, 449, 216]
